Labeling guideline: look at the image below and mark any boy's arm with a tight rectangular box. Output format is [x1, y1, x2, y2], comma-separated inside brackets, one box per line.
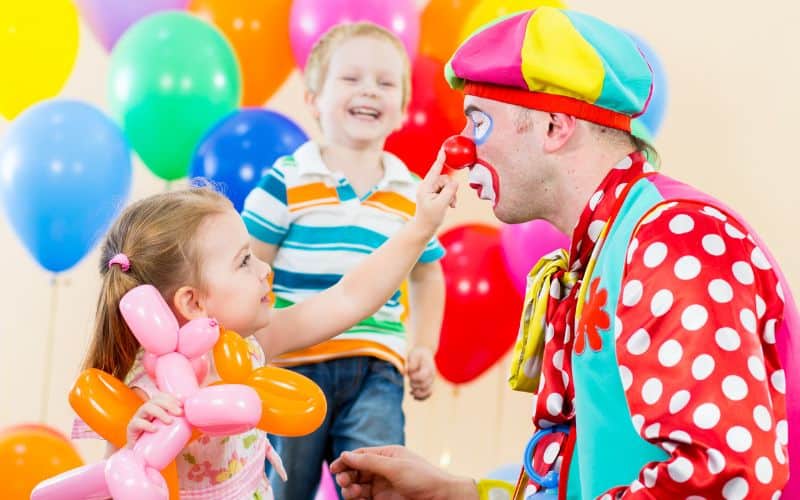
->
[258, 153, 457, 359]
[407, 261, 445, 352]
[406, 261, 445, 401]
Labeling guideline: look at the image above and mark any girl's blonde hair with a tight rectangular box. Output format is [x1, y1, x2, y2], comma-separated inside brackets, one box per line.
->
[304, 22, 412, 110]
[83, 187, 232, 380]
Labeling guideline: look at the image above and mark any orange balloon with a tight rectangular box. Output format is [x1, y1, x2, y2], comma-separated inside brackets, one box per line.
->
[69, 368, 179, 499]
[419, 0, 481, 63]
[213, 329, 254, 382]
[247, 366, 327, 437]
[190, 0, 294, 106]
[162, 460, 180, 499]
[69, 368, 143, 449]
[0, 425, 83, 500]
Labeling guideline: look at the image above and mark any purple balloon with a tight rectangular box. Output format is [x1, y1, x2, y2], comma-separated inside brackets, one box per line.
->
[289, 0, 420, 68]
[500, 220, 570, 294]
[74, 0, 189, 51]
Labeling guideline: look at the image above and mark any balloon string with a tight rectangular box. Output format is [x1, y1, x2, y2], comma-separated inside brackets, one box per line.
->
[165, 180, 172, 192]
[40, 275, 59, 422]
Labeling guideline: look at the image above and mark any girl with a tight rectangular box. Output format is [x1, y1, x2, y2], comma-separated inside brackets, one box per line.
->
[77, 159, 456, 499]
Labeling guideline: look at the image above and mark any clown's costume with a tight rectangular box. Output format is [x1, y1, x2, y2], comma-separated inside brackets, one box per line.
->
[445, 8, 799, 500]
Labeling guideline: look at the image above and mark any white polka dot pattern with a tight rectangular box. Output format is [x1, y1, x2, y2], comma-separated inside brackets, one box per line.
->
[609, 204, 788, 497]
[526, 167, 790, 498]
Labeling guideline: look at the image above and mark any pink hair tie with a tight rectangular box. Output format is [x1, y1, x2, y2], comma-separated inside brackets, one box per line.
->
[108, 253, 130, 272]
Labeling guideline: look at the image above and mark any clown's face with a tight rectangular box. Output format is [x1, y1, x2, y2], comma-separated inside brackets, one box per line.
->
[461, 95, 556, 224]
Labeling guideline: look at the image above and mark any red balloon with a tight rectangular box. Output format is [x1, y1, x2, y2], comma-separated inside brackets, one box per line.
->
[442, 134, 476, 170]
[435, 224, 523, 384]
[385, 55, 465, 177]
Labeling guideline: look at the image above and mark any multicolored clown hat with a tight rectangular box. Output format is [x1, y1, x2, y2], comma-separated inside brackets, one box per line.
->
[445, 7, 653, 132]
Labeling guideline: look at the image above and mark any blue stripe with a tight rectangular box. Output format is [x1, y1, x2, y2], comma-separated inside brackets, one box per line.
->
[273, 269, 402, 303]
[336, 184, 357, 201]
[420, 245, 445, 263]
[274, 268, 342, 290]
[270, 164, 286, 179]
[285, 225, 389, 248]
[281, 241, 375, 254]
[243, 216, 286, 245]
[242, 209, 287, 234]
[257, 172, 287, 204]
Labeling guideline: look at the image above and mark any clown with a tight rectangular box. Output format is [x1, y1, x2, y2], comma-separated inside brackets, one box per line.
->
[331, 7, 799, 500]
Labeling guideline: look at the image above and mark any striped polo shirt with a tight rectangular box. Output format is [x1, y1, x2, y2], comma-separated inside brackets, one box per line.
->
[242, 141, 444, 370]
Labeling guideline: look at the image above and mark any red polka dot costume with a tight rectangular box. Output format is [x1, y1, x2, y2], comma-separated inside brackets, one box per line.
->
[519, 152, 797, 499]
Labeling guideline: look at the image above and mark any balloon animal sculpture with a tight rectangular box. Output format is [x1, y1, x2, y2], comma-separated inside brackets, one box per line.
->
[32, 284, 326, 499]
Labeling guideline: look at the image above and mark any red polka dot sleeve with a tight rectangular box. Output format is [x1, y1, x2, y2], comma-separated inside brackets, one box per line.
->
[601, 202, 789, 499]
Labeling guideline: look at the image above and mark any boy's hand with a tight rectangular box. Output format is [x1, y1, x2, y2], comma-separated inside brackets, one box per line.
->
[414, 150, 458, 237]
[407, 346, 436, 401]
[126, 392, 182, 448]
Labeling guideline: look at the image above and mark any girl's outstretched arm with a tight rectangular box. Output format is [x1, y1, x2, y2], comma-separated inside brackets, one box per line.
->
[258, 152, 457, 358]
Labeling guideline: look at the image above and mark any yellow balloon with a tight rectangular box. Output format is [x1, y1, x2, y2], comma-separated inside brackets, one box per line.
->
[459, 0, 566, 43]
[0, 0, 79, 119]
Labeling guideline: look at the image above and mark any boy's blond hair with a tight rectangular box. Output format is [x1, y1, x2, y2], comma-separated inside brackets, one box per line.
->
[304, 22, 412, 109]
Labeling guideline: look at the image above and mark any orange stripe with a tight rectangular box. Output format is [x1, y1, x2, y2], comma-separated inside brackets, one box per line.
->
[273, 339, 405, 372]
[287, 182, 338, 206]
[365, 191, 416, 218]
[362, 201, 412, 220]
[288, 199, 340, 213]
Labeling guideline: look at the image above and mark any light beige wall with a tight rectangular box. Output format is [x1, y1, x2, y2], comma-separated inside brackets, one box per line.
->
[1, 0, 798, 480]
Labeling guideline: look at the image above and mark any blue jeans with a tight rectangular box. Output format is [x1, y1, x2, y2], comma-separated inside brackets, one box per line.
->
[266, 357, 405, 500]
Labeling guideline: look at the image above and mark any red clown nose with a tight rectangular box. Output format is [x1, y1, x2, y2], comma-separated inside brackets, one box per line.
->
[442, 135, 476, 170]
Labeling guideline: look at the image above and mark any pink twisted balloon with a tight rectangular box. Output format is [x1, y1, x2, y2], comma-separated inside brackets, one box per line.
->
[32, 284, 262, 500]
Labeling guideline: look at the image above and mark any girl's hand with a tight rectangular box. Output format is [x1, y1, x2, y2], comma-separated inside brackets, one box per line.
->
[414, 150, 459, 238]
[126, 392, 183, 448]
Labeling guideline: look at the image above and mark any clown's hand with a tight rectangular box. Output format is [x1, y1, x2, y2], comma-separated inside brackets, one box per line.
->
[331, 445, 478, 500]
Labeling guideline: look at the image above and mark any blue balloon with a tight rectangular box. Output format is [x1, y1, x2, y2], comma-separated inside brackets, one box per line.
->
[190, 109, 309, 212]
[0, 100, 132, 272]
[627, 31, 669, 136]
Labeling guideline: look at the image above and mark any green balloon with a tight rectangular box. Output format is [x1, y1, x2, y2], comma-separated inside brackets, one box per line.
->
[108, 12, 241, 181]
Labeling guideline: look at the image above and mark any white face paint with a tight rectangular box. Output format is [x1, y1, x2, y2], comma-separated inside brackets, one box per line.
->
[465, 107, 500, 206]
[468, 163, 497, 204]
[468, 108, 493, 145]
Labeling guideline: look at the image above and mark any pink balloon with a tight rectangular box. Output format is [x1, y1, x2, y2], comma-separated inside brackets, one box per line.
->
[105, 450, 167, 500]
[289, 0, 420, 68]
[314, 462, 339, 500]
[177, 317, 219, 358]
[32, 285, 262, 499]
[31, 461, 109, 500]
[74, 0, 189, 51]
[500, 220, 570, 294]
[184, 385, 262, 436]
[120, 284, 179, 355]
